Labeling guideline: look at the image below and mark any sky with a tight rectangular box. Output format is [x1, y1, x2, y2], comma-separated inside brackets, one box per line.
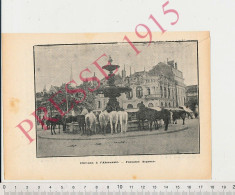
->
[34, 41, 198, 92]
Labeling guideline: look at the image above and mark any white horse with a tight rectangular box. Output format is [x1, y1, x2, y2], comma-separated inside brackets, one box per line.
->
[118, 111, 128, 133]
[99, 110, 109, 135]
[109, 111, 118, 134]
[85, 111, 97, 135]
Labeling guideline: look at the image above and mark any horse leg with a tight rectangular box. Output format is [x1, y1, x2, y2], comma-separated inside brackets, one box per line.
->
[138, 120, 141, 130]
[101, 125, 104, 135]
[120, 122, 123, 133]
[79, 124, 85, 135]
[115, 121, 118, 134]
[149, 121, 152, 131]
[80, 125, 83, 135]
[94, 123, 97, 134]
[104, 124, 106, 135]
[156, 120, 159, 130]
[53, 125, 56, 134]
[90, 124, 93, 135]
[164, 122, 168, 131]
[51, 124, 53, 135]
[86, 126, 89, 136]
[110, 122, 113, 134]
[89, 125, 91, 136]
[81, 125, 84, 135]
[183, 118, 185, 125]
[87, 125, 89, 136]
[142, 120, 145, 130]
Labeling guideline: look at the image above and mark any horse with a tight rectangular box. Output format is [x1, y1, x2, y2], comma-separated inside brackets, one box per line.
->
[41, 116, 50, 130]
[137, 107, 171, 131]
[85, 111, 97, 135]
[44, 114, 64, 135]
[117, 111, 128, 133]
[145, 108, 160, 131]
[64, 115, 86, 134]
[136, 110, 146, 130]
[172, 110, 187, 125]
[137, 107, 156, 131]
[99, 110, 109, 135]
[109, 111, 118, 134]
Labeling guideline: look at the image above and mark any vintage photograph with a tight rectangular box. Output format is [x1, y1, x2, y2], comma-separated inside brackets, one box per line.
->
[34, 41, 199, 157]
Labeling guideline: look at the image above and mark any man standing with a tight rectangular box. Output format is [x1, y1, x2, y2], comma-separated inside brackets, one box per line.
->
[139, 101, 145, 111]
[163, 109, 170, 131]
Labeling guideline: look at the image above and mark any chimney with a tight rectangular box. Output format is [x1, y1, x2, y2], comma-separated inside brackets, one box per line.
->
[175, 62, 178, 69]
[122, 65, 126, 79]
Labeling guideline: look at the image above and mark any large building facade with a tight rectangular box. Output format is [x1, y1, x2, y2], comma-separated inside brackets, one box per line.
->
[95, 60, 186, 110]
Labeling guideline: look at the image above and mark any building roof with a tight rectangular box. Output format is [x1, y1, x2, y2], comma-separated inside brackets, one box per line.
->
[148, 62, 174, 79]
[132, 71, 145, 77]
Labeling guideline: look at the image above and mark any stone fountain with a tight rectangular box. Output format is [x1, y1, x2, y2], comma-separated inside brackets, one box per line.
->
[97, 56, 131, 112]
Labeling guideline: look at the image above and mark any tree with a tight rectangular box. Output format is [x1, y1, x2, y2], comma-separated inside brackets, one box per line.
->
[186, 97, 198, 112]
[35, 81, 97, 117]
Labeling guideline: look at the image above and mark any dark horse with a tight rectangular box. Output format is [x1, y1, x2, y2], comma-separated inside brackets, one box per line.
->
[172, 110, 187, 125]
[65, 115, 86, 134]
[42, 114, 65, 135]
[137, 107, 171, 131]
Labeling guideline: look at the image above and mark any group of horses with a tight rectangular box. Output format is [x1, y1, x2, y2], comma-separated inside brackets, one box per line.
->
[136, 107, 187, 131]
[41, 110, 128, 136]
[41, 107, 187, 135]
[87, 110, 128, 135]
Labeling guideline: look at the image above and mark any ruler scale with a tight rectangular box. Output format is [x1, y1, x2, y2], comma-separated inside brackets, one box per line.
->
[1, 183, 235, 195]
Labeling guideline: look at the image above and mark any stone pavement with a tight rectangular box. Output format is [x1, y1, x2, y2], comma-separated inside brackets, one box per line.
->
[37, 122, 189, 140]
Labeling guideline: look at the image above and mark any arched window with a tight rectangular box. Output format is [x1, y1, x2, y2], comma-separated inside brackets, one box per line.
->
[168, 87, 170, 98]
[160, 86, 163, 98]
[165, 102, 167, 107]
[126, 89, 133, 99]
[169, 102, 171, 107]
[147, 88, 151, 95]
[161, 102, 163, 107]
[127, 104, 134, 109]
[164, 87, 167, 98]
[136, 86, 143, 98]
[148, 103, 154, 107]
[98, 101, 101, 108]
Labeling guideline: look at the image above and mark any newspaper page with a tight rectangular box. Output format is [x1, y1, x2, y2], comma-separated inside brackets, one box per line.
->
[2, 32, 211, 180]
